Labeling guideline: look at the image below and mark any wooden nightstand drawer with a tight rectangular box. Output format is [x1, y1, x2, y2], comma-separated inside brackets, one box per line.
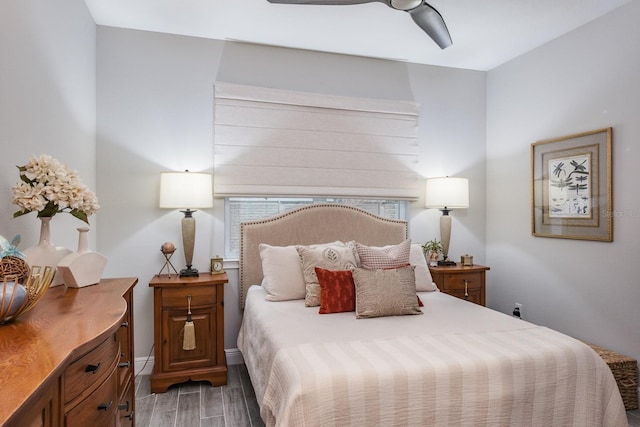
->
[429, 263, 489, 306]
[161, 285, 216, 309]
[441, 272, 482, 290]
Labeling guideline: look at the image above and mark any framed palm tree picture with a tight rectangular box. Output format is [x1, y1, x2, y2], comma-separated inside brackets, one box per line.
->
[531, 127, 612, 241]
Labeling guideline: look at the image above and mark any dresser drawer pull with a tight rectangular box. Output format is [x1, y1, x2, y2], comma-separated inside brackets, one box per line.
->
[121, 321, 129, 328]
[118, 361, 131, 368]
[85, 362, 101, 374]
[464, 280, 469, 300]
[97, 401, 113, 411]
[118, 401, 130, 411]
[127, 411, 135, 420]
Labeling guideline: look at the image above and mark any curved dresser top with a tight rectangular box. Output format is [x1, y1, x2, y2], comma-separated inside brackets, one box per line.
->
[0, 277, 138, 425]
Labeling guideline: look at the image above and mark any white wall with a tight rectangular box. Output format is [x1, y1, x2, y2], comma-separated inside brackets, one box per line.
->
[96, 28, 487, 359]
[486, 1, 640, 363]
[0, 1, 96, 255]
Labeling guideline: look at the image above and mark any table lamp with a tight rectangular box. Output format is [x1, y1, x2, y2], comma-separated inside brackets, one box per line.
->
[425, 177, 469, 266]
[160, 171, 213, 277]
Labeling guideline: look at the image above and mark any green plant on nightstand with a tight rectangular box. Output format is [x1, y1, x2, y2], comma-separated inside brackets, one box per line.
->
[422, 239, 443, 267]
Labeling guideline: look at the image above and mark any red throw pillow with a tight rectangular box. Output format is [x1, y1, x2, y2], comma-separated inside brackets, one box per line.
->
[315, 267, 356, 314]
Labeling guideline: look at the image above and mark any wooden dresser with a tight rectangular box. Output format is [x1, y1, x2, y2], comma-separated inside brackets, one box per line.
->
[429, 263, 489, 306]
[0, 277, 137, 427]
[149, 273, 227, 393]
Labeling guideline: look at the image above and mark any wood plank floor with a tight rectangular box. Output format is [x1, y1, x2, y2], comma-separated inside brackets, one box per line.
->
[134, 364, 264, 427]
[629, 408, 640, 427]
[135, 364, 640, 427]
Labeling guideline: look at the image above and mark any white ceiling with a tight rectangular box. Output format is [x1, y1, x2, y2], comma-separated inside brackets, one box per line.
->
[83, 0, 630, 71]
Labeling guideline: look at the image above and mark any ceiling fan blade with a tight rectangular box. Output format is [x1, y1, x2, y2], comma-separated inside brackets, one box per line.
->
[407, 2, 452, 49]
[267, 0, 382, 5]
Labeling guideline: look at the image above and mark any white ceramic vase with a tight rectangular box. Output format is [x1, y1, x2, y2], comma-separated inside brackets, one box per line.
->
[58, 227, 107, 288]
[23, 217, 72, 287]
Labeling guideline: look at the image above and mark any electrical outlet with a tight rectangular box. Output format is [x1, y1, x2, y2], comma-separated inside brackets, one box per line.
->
[513, 302, 523, 319]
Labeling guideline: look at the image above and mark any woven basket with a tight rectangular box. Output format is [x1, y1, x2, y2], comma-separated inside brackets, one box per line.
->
[586, 342, 638, 410]
[0, 266, 55, 324]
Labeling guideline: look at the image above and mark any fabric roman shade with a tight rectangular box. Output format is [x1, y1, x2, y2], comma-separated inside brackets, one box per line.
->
[213, 82, 420, 199]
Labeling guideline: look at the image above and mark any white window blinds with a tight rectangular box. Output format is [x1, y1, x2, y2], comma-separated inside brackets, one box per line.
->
[213, 82, 420, 199]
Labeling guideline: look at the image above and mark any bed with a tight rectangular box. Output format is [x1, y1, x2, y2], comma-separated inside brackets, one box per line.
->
[237, 204, 627, 426]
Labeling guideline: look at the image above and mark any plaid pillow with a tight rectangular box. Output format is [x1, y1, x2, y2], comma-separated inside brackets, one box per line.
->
[355, 239, 411, 269]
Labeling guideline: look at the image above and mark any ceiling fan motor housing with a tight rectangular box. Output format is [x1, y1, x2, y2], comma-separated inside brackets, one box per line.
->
[389, 0, 422, 11]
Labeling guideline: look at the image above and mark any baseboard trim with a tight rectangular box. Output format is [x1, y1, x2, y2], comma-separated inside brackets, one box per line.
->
[134, 356, 154, 376]
[134, 348, 244, 377]
[226, 348, 244, 365]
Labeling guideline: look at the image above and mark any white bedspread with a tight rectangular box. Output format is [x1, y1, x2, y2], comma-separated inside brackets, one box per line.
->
[237, 286, 627, 427]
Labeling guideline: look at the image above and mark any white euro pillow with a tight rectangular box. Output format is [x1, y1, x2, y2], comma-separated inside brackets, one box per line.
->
[410, 243, 438, 292]
[259, 244, 306, 301]
[259, 241, 345, 302]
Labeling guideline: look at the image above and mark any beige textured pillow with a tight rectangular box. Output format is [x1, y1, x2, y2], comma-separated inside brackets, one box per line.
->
[296, 241, 360, 307]
[352, 266, 423, 319]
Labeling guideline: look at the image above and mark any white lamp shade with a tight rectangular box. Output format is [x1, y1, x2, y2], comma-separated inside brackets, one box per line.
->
[160, 172, 213, 209]
[425, 177, 469, 209]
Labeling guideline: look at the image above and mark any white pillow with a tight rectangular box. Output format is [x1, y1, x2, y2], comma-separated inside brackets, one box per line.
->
[259, 244, 306, 301]
[410, 243, 438, 292]
[259, 241, 345, 302]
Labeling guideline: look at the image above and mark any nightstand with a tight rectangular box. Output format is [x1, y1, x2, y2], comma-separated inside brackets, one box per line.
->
[428, 263, 489, 306]
[149, 273, 228, 393]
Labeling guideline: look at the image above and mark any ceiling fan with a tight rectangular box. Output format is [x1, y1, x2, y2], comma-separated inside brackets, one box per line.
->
[266, 0, 452, 49]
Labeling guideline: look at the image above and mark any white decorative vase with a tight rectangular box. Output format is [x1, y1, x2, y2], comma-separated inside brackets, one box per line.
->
[58, 227, 107, 288]
[23, 217, 72, 287]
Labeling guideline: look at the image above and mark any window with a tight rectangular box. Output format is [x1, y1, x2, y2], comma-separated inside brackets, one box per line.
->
[224, 198, 408, 259]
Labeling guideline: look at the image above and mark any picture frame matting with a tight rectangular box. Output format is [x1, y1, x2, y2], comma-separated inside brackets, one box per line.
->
[531, 127, 612, 241]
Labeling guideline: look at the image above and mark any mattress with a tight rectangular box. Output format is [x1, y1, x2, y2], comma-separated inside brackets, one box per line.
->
[237, 286, 627, 427]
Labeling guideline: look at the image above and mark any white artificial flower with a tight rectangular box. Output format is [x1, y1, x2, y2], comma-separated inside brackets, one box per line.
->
[12, 154, 100, 224]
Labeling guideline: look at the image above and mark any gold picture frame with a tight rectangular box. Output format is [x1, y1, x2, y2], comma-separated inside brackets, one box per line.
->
[531, 127, 612, 241]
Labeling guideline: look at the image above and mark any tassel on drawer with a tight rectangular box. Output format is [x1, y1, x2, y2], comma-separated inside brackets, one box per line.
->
[183, 294, 196, 350]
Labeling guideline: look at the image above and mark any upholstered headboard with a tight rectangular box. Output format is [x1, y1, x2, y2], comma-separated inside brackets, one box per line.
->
[239, 204, 408, 308]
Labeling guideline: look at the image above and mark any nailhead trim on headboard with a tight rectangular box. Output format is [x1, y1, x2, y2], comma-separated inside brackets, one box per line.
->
[239, 204, 408, 309]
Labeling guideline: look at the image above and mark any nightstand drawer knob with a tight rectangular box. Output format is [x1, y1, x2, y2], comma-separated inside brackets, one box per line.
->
[464, 280, 469, 299]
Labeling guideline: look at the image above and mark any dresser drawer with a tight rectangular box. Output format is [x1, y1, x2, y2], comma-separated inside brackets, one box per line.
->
[64, 336, 119, 404]
[440, 272, 482, 291]
[161, 285, 216, 309]
[65, 367, 118, 427]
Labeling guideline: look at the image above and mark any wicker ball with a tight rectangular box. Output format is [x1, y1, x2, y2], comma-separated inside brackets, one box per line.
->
[0, 256, 30, 283]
